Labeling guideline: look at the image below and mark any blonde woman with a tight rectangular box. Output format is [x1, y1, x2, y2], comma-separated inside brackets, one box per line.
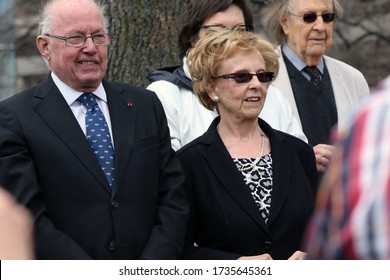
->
[177, 29, 319, 260]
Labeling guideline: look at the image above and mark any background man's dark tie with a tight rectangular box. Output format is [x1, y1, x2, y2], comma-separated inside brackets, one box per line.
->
[304, 66, 321, 86]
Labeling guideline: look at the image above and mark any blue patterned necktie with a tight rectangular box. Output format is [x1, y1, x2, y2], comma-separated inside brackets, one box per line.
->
[79, 92, 115, 187]
[304, 66, 321, 86]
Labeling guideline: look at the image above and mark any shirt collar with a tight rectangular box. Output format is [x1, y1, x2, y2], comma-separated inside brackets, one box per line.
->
[282, 44, 324, 74]
[51, 72, 107, 105]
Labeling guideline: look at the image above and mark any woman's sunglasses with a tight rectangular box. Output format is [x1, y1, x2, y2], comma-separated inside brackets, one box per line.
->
[289, 12, 336, 23]
[214, 72, 275, 84]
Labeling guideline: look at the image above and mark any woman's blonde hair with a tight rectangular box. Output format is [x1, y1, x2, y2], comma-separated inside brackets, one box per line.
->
[187, 28, 279, 110]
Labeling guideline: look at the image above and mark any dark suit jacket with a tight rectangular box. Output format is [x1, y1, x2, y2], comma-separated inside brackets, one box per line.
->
[0, 74, 188, 259]
[177, 117, 318, 260]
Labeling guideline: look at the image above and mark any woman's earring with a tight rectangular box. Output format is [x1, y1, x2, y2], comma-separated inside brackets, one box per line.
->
[212, 96, 219, 102]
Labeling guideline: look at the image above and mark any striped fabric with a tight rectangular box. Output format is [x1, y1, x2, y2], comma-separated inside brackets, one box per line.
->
[303, 78, 390, 259]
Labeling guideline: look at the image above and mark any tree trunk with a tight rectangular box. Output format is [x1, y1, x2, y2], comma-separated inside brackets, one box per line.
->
[101, 0, 187, 87]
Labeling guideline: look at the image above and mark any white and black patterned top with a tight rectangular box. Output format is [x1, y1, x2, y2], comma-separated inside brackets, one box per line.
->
[233, 153, 273, 224]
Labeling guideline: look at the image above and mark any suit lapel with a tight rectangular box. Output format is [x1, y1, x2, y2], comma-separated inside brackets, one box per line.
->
[34, 77, 111, 192]
[103, 81, 136, 196]
[264, 124, 294, 227]
[324, 56, 344, 127]
[273, 46, 301, 124]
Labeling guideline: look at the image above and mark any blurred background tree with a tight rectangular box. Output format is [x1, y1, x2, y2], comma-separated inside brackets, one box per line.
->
[101, 0, 187, 86]
[1, 0, 389, 100]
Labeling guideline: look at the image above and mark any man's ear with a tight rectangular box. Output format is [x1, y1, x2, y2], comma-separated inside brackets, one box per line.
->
[36, 35, 50, 61]
[279, 15, 289, 36]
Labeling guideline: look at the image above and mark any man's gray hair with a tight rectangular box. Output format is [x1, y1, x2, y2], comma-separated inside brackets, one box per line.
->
[37, 0, 108, 35]
[261, 0, 344, 44]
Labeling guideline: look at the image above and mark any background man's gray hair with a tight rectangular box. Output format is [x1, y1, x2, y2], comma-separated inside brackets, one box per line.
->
[261, 0, 344, 45]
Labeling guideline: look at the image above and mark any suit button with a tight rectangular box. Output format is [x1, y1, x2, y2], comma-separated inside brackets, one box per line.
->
[263, 241, 272, 251]
[108, 241, 116, 251]
[112, 200, 119, 208]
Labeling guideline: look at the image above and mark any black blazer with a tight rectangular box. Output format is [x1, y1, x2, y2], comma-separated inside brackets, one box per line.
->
[177, 117, 318, 260]
[0, 74, 188, 259]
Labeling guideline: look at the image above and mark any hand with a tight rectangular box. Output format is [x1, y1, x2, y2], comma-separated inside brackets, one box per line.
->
[0, 188, 34, 260]
[238, 253, 273, 260]
[313, 144, 335, 172]
[288, 250, 307, 260]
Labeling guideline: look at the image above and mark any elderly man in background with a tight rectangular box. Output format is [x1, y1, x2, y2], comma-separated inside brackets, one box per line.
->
[262, 0, 370, 172]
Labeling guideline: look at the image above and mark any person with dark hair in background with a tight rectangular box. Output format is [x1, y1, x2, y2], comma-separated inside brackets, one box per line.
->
[178, 28, 318, 260]
[147, 0, 308, 152]
[0, 0, 188, 259]
[303, 75, 390, 259]
[262, 0, 370, 172]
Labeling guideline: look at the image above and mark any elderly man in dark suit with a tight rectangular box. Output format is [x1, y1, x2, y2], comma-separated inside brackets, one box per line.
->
[0, 0, 188, 259]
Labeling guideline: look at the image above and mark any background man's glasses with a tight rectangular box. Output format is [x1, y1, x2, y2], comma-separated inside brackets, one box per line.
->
[199, 24, 254, 32]
[289, 12, 336, 23]
[214, 72, 275, 84]
[44, 33, 112, 48]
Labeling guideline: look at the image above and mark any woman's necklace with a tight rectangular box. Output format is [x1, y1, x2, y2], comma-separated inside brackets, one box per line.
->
[238, 129, 265, 173]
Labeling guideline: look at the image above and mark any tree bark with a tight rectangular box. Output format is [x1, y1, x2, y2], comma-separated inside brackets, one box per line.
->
[101, 0, 187, 87]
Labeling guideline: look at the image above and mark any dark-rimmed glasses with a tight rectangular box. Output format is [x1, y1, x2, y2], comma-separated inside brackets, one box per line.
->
[199, 24, 254, 32]
[214, 72, 274, 84]
[44, 33, 112, 48]
[289, 12, 336, 23]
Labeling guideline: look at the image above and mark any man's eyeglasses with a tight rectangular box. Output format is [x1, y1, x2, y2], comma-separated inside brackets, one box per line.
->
[199, 24, 254, 32]
[44, 33, 112, 48]
[289, 12, 336, 23]
[214, 72, 275, 84]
